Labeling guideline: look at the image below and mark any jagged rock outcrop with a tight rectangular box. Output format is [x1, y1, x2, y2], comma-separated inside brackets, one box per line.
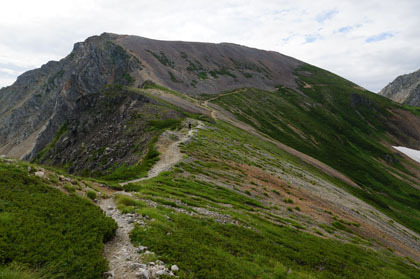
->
[0, 34, 141, 160]
[379, 69, 420, 106]
[0, 32, 302, 161]
[32, 85, 184, 176]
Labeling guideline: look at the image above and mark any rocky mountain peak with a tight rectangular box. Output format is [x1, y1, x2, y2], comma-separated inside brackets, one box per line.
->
[0, 34, 141, 160]
[0, 33, 302, 162]
[379, 69, 420, 106]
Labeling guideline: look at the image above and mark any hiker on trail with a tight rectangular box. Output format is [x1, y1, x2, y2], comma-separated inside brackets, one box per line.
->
[188, 122, 192, 130]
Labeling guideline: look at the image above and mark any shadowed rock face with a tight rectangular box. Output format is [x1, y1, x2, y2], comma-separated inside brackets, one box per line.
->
[32, 85, 184, 176]
[0, 34, 140, 159]
[0, 33, 302, 160]
[379, 69, 420, 106]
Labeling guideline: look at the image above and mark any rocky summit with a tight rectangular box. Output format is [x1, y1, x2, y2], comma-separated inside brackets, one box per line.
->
[0, 32, 300, 162]
[379, 68, 420, 106]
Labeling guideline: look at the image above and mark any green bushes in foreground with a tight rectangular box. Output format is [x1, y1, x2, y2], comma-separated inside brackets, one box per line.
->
[0, 162, 117, 279]
[87, 190, 97, 200]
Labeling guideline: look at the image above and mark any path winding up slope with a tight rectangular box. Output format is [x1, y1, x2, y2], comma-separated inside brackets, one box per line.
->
[98, 120, 202, 278]
[121, 120, 204, 186]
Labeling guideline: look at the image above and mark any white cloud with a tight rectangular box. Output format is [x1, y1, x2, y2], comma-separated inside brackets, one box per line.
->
[0, 0, 419, 91]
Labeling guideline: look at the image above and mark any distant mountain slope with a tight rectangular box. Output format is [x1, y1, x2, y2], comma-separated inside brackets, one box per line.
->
[379, 68, 420, 106]
[0, 33, 301, 161]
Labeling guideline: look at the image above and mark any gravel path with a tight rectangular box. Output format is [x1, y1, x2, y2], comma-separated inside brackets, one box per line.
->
[99, 120, 202, 278]
[99, 196, 140, 279]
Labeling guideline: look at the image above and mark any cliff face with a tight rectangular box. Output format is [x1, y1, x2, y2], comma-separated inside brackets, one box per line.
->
[0, 34, 141, 160]
[379, 69, 420, 106]
[0, 33, 302, 161]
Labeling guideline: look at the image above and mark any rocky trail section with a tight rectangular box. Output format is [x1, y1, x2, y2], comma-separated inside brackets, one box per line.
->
[99, 195, 178, 279]
[99, 120, 202, 278]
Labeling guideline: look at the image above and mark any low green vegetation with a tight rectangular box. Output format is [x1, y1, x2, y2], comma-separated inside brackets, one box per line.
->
[100, 137, 160, 182]
[64, 184, 76, 193]
[146, 49, 175, 68]
[402, 104, 420, 117]
[122, 72, 135, 85]
[228, 57, 271, 76]
[0, 265, 40, 279]
[130, 85, 214, 124]
[120, 118, 419, 279]
[141, 82, 187, 99]
[212, 64, 420, 233]
[123, 170, 419, 279]
[9, 61, 419, 279]
[168, 71, 180, 83]
[124, 171, 264, 210]
[185, 59, 205, 73]
[197, 71, 208, 80]
[0, 161, 117, 279]
[148, 118, 182, 131]
[33, 122, 68, 163]
[115, 195, 147, 214]
[130, 208, 418, 279]
[209, 68, 237, 79]
[86, 190, 97, 200]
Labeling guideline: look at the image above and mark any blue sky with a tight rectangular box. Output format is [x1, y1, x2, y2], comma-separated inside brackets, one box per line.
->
[316, 9, 338, 23]
[0, 0, 419, 92]
[366, 32, 394, 43]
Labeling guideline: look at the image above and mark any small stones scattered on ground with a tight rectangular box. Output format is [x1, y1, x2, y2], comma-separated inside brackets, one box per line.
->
[137, 196, 241, 226]
[101, 195, 179, 279]
[0, 155, 16, 163]
[58, 175, 72, 182]
[34, 170, 45, 178]
[23, 165, 103, 199]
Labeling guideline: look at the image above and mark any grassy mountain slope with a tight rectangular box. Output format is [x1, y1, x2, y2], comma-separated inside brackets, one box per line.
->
[119, 119, 419, 278]
[211, 63, 420, 234]
[0, 158, 117, 278]
[1, 85, 419, 278]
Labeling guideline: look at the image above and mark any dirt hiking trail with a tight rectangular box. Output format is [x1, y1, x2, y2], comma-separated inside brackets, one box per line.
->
[98, 120, 203, 278]
[120, 120, 204, 186]
[99, 196, 139, 279]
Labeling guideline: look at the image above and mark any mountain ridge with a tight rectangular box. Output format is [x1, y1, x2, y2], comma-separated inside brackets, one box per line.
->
[0, 33, 302, 161]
